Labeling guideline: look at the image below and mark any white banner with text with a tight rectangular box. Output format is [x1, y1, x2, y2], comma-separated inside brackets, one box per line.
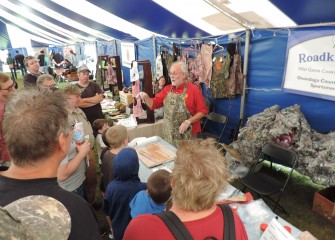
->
[121, 42, 135, 68]
[282, 30, 335, 101]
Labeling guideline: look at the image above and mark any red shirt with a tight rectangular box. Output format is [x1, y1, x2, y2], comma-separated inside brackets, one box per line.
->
[123, 206, 248, 240]
[151, 82, 208, 135]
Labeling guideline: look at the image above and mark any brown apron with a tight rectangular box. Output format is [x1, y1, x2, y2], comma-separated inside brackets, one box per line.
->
[163, 84, 192, 147]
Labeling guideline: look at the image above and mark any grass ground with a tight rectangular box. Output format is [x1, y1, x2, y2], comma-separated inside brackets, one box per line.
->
[8, 72, 335, 239]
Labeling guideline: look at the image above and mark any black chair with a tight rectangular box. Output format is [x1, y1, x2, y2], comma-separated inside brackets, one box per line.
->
[241, 142, 297, 214]
[200, 112, 228, 142]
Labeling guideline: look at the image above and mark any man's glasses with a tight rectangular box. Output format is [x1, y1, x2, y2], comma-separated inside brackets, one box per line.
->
[0, 82, 15, 91]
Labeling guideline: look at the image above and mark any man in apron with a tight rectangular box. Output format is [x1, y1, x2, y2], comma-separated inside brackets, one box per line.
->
[139, 61, 208, 147]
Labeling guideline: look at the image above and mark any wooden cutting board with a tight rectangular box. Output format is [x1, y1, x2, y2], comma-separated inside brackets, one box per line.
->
[136, 142, 176, 168]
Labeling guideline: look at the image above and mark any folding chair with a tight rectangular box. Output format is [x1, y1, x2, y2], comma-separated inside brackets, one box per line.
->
[241, 142, 297, 214]
[199, 112, 228, 142]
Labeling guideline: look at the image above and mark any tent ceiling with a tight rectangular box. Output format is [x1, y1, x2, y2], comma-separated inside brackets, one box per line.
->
[0, 0, 334, 48]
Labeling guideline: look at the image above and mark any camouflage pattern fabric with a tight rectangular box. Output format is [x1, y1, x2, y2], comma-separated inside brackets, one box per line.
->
[199, 44, 213, 88]
[231, 104, 335, 186]
[210, 53, 231, 98]
[163, 85, 192, 147]
[227, 52, 244, 96]
[165, 54, 175, 77]
[0, 195, 71, 240]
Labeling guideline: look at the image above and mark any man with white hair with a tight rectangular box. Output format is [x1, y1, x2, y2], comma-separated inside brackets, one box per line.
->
[139, 61, 208, 146]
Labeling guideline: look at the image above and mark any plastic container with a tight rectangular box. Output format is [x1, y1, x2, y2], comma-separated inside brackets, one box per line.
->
[73, 122, 84, 145]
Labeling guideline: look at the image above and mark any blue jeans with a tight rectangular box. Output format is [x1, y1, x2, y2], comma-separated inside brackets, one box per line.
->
[72, 183, 87, 199]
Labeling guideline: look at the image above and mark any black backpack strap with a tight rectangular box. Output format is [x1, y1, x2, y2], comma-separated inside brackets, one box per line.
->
[156, 206, 236, 240]
[155, 211, 193, 240]
[219, 204, 236, 240]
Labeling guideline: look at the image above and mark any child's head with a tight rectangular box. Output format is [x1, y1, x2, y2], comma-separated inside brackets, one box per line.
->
[114, 147, 139, 180]
[101, 127, 110, 148]
[92, 119, 109, 133]
[105, 125, 128, 149]
[147, 169, 172, 204]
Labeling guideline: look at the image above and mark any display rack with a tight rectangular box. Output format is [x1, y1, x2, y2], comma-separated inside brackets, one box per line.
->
[133, 60, 155, 124]
[98, 55, 123, 92]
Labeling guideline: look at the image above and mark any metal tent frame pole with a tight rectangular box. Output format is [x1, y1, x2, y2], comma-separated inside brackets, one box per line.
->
[152, 35, 157, 78]
[204, 0, 251, 134]
[240, 29, 250, 123]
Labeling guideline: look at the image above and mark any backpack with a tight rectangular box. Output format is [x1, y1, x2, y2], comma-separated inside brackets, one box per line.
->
[155, 204, 236, 240]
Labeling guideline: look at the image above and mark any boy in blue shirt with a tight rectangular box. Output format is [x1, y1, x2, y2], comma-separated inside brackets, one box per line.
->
[130, 169, 172, 218]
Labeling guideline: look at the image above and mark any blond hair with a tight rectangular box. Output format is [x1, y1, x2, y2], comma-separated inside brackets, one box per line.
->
[171, 138, 229, 211]
[105, 125, 128, 149]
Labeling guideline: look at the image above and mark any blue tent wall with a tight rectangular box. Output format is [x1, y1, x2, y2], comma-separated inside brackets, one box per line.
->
[135, 26, 335, 143]
[245, 27, 335, 135]
[211, 27, 335, 141]
[115, 40, 132, 88]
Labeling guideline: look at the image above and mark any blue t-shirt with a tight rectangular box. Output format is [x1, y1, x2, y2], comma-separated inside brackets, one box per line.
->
[129, 190, 165, 218]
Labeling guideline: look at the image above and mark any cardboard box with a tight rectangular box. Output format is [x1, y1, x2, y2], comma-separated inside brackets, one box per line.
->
[312, 186, 335, 224]
[119, 91, 133, 106]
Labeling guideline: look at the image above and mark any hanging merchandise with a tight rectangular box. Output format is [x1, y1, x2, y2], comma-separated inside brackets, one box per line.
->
[200, 44, 213, 88]
[164, 44, 177, 78]
[181, 43, 204, 88]
[159, 45, 170, 84]
[210, 50, 231, 98]
[107, 60, 117, 85]
[130, 61, 143, 117]
[172, 43, 181, 62]
[132, 80, 143, 118]
[155, 54, 163, 80]
[130, 61, 140, 82]
[226, 38, 244, 97]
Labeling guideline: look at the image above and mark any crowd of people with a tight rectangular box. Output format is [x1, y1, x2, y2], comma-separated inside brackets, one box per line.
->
[0, 53, 248, 240]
